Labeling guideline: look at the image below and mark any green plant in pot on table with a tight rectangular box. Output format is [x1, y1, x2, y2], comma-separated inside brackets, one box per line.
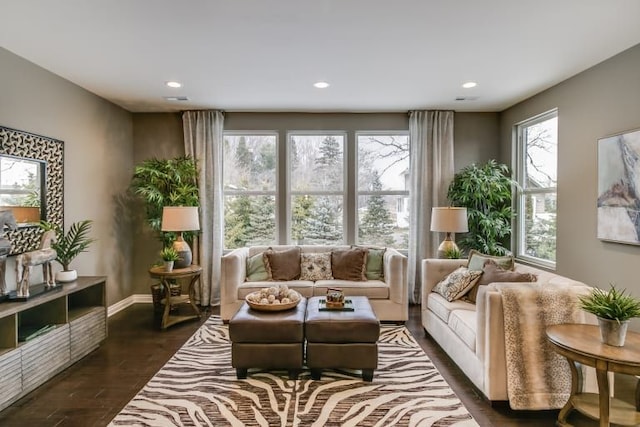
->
[159, 246, 181, 272]
[579, 284, 640, 347]
[39, 220, 96, 283]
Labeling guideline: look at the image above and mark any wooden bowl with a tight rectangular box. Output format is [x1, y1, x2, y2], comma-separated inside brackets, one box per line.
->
[245, 291, 301, 312]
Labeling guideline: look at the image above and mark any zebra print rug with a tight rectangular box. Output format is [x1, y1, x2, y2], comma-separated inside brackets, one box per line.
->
[109, 316, 477, 426]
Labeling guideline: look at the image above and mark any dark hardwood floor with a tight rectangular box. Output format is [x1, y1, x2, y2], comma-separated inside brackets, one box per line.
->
[0, 303, 633, 426]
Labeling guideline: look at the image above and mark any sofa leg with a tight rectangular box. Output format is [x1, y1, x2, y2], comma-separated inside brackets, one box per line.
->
[288, 369, 300, 380]
[362, 369, 374, 382]
[311, 369, 322, 380]
[236, 368, 247, 379]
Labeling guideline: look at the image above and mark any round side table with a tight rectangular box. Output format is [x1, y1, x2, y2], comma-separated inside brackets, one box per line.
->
[148, 264, 202, 330]
[546, 323, 640, 427]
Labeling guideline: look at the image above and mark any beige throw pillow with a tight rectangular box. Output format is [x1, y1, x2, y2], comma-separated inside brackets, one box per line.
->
[433, 266, 482, 302]
[300, 252, 333, 281]
[263, 247, 301, 281]
[331, 248, 368, 281]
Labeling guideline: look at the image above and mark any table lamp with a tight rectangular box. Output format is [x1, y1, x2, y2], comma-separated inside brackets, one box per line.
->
[430, 207, 468, 258]
[161, 206, 200, 269]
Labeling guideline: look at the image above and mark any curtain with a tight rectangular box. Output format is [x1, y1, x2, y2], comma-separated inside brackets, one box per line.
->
[183, 110, 224, 306]
[407, 110, 454, 304]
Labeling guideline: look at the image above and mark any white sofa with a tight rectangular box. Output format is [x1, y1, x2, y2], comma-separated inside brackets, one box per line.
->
[221, 245, 408, 322]
[421, 258, 595, 406]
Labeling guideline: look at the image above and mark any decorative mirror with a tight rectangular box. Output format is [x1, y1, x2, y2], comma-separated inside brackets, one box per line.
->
[0, 126, 63, 255]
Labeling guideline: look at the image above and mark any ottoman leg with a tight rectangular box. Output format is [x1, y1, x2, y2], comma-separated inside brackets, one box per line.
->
[288, 369, 300, 380]
[362, 369, 374, 382]
[236, 368, 248, 379]
[311, 368, 322, 380]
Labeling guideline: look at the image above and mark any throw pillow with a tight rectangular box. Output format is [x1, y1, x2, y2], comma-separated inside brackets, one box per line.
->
[246, 251, 269, 282]
[465, 259, 538, 303]
[263, 247, 301, 281]
[467, 249, 514, 271]
[300, 252, 333, 281]
[331, 248, 368, 281]
[352, 245, 385, 280]
[432, 266, 482, 302]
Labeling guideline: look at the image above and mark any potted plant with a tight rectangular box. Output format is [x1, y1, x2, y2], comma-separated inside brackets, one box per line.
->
[160, 246, 180, 272]
[447, 160, 517, 256]
[443, 247, 463, 259]
[39, 220, 96, 282]
[579, 284, 640, 346]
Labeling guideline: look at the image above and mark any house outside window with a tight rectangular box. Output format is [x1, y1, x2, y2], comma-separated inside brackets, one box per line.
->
[357, 133, 410, 249]
[515, 110, 558, 268]
[223, 133, 278, 249]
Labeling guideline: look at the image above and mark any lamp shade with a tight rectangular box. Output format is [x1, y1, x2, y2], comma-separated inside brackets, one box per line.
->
[430, 207, 468, 233]
[161, 206, 200, 232]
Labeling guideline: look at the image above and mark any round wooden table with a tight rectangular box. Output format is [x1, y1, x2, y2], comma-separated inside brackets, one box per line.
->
[546, 323, 640, 427]
[149, 264, 202, 330]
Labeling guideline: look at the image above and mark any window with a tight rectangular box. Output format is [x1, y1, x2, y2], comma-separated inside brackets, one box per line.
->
[357, 133, 410, 249]
[515, 110, 558, 267]
[289, 133, 345, 244]
[223, 133, 278, 249]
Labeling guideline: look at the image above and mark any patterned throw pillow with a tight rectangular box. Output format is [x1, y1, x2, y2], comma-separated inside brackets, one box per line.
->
[300, 252, 333, 281]
[246, 252, 269, 282]
[467, 249, 514, 271]
[433, 266, 482, 302]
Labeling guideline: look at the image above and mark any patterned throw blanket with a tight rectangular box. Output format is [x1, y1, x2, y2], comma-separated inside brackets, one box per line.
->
[497, 283, 589, 410]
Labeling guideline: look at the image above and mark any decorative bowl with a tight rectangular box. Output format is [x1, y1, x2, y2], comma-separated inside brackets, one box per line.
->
[245, 290, 301, 312]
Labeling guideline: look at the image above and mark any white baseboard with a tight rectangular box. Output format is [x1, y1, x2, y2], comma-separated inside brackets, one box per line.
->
[107, 294, 152, 317]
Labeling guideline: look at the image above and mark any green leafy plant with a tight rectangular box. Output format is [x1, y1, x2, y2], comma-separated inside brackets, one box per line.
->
[159, 246, 180, 262]
[579, 284, 640, 323]
[39, 220, 96, 271]
[447, 160, 516, 255]
[443, 247, 463, 259]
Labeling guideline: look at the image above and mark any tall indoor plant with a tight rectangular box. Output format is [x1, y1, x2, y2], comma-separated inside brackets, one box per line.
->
[130, 156, 199, 246]
[447, 160, 516, 256]
[39, 219, 96, 282]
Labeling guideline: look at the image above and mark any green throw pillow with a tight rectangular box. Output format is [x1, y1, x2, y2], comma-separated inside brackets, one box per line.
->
[246, 252, 269, 282]
[467, 249, 514, 271]
[353, 246, 385, 280]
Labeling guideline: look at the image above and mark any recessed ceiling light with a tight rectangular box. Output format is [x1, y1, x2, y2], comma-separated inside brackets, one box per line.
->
[163, 96, 189, 101]
[166, 81, 182, 88]
[313, 81, 330, 89]
[462, 81, 477, 89]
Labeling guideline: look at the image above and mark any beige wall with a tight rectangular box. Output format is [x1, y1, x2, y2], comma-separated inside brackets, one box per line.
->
[0, 48, 134, 305]
[454, 112, 500, 172]
[499, 44, 640, 330]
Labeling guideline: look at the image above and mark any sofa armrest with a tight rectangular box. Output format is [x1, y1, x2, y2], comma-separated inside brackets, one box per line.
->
[383, 248, 408, 305]
[421, 259, 468, 307]
[220, 247, 249, 304]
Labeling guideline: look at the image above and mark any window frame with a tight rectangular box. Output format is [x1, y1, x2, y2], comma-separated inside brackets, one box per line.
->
[514, 109, 558, 269]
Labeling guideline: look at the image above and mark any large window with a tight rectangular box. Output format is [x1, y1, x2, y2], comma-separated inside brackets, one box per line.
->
[289, 133, 345, 245]
[223, 133, 277, 249]
[357, 133, 410, 249]
[515, 110, 558, 267]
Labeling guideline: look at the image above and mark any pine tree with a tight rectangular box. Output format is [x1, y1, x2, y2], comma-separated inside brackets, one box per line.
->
[292, 195, 314, 242]
[224, 193, 253, 249]
[305, 196, 342, 243]
[249, 195, 275, 244]
[359, 170, 395, 246]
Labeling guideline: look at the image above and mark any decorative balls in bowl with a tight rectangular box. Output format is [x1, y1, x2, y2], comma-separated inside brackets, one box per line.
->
[245, 284, 301, 312]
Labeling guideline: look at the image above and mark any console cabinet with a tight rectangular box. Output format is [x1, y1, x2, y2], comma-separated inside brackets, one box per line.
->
[0, 276, 107, 411]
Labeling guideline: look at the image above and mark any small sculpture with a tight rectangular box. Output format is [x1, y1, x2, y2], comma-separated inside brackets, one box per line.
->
[15, 230, 57, 297]
[0, 210, 17, 296]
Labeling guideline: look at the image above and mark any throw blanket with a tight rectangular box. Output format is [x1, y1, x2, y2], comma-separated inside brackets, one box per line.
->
[497, 283, 589, 410]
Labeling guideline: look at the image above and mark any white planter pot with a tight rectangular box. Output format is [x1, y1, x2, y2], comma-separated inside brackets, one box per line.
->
[597, 316, 629, 347]
[55, 270, 78, 283]
[164, 261, 174, 272]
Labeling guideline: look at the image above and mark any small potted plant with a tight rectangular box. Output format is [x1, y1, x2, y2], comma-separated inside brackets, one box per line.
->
[579, 284, 640, 346]
[39, 220, 96, 282]
[160, 246, 180, 272]
[443, 247, 463, 259]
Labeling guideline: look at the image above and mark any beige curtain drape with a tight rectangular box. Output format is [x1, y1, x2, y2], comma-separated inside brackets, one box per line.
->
[183, 110, 224, 306]
[407, 110, 455, 304]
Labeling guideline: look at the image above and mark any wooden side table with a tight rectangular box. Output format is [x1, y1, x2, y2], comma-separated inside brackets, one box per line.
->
[546, 323, 640, 427]
[148, 264, 202, 330]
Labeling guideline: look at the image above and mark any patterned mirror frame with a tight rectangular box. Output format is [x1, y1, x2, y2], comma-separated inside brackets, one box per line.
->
[0, 126, 64, 255]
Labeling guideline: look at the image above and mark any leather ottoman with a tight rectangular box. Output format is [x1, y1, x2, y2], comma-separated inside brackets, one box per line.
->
[305, 296, 380, 381]
[229, 297, 307, 380]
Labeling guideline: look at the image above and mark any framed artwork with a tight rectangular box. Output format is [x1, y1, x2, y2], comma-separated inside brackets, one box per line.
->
[597, 127, 640, 245]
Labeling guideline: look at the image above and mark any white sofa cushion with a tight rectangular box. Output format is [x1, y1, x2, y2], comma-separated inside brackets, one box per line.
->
[314, 279, 389, 299]
[427, 292, 475, 323]
[448, 309, 477, 351]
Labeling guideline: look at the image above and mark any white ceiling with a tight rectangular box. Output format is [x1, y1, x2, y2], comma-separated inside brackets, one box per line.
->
[2, 0, 640, 113]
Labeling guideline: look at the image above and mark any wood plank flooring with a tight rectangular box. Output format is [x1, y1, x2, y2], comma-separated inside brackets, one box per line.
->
[0, 303, 634, 426]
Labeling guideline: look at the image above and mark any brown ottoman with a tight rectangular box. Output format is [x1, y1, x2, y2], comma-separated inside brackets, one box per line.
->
[229, 298, 307, 380]
[305, 296, 380, 381]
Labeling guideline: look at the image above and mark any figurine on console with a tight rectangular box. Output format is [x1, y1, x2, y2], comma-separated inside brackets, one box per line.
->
[15, 230, 57, 298]
[0, 210, 18, 296]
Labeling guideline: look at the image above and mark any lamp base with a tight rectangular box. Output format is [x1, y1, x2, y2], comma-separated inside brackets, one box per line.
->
[172, 237, 192, 269]
[437, 234, 460, 259]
